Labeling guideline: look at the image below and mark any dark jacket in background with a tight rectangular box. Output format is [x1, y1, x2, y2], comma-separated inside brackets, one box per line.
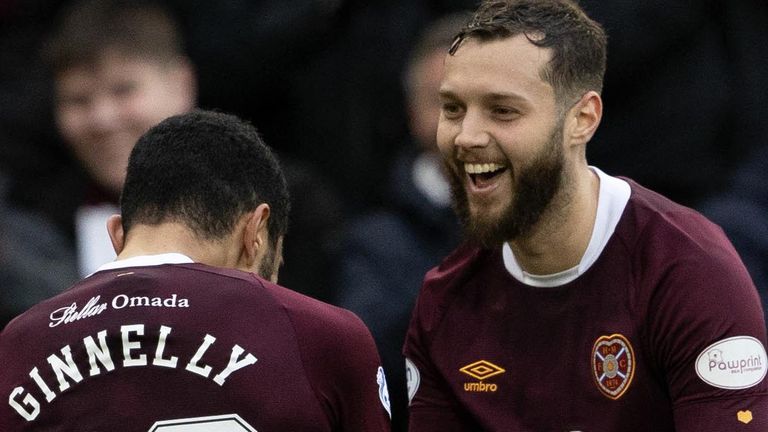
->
[699, 145, 768, 324]
[335, 148, 460, 432]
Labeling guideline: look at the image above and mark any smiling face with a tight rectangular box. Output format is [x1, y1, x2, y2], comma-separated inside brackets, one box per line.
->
[55, 50, 195, 195]
[438, 35, 568, 247]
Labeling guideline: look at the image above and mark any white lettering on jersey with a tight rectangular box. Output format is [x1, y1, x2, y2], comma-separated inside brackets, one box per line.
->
[47, 294, 190, 328]
[153, 325, 179, 368]
[695, 336, 767, 389]
[29, 367, 55, 402]
[47, 345, 84, 392]
[405, 358, 421, 405]
[8, 325, 257, 422]
[84, 330, 115, 375]
[112, 294, 190, 310]
[213, 345, 258, 386]
[49, 296, 107, 328]
[186, 334, 217, 378]
[149, 413, 257, 431]
[122, 324, 148, 367]
[9, 387, 40, 421]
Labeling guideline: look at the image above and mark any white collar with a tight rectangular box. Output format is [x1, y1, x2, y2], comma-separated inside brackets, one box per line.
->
[93, 253, 194, 274]
[502, 167, 631, 287]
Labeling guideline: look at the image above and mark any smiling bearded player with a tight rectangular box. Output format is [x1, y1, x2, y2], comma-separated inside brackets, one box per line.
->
[402, 1, 768, 431]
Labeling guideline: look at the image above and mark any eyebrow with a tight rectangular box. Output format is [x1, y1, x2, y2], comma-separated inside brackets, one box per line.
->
[439, 89, 531, 105]
[484, 92, 530, 104]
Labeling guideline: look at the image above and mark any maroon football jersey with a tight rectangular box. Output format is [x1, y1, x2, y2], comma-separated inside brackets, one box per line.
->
[404, 179, 768, 431]
[0, 255, 391, 431]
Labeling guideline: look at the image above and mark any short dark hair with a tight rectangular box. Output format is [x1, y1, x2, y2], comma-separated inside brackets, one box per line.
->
[451, 0, 607, 103]
[44, 0, 184, 72]
[120, 110, 290, 244]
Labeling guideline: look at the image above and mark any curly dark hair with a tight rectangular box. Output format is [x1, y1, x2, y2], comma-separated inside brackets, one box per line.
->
[120, 110, 290, 243]
[451, 0, 607, 103]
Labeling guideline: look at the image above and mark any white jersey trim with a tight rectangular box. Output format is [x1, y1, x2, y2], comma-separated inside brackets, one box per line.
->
[93, 253, 194, 274]
[502, 167, 631, 287]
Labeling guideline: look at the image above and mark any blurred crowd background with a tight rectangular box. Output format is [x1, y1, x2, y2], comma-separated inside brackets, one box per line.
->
[1, 1, 767, 430]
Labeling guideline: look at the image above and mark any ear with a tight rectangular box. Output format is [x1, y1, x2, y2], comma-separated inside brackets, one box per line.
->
[242, 204, 271, 268]
[106, 214, 125, 255]
[566, 91, 602, 147]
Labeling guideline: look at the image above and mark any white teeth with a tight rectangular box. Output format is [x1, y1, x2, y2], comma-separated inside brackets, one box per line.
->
[464, 162, 505, 174]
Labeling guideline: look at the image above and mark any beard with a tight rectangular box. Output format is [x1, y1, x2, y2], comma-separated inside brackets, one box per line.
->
[448, 122, 566, 248]
[257, 237, 282, 283]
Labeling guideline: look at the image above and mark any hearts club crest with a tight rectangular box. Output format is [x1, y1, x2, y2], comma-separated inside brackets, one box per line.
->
[592, 333, 635, 400]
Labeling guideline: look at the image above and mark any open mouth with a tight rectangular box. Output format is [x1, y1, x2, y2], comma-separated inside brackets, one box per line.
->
[465, 162, 507, 189]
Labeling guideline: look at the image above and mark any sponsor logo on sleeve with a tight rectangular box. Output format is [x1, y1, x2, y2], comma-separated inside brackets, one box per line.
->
[376, 366, 391, 418]
[405, 358, 420, 404]
[460, 359, 506, 393]
[592, 334, 635, 400]
[695, 336, 767, 390]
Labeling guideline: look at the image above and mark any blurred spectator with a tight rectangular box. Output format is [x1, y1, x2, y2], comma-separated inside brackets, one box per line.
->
[43, 0, 196, 276]
[334, 13, 466, 431]
[2, 0, 476, 224]
[699, 144, 768, 324]
[1, 0, 345, 303]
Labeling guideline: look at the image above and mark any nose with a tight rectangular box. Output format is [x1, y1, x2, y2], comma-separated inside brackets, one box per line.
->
[453, 110, 490, 149]
[87, 95, 120, 132]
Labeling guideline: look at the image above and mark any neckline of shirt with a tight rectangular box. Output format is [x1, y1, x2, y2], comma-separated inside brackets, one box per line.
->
[93, 253, 195, 274]
[502, 167, 631, 288]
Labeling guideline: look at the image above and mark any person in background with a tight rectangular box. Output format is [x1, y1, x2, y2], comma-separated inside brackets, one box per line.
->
[403, 1, 767, 430]
[43, 0, 196, 277]
[26, 0, 341, 303]
[334, 13, 466, 432]
[0, 110, 391, 431]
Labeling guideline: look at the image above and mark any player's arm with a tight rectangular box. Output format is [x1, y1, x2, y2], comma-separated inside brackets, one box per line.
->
[402, 291, 478, 431]
[333, 314, 392, 432]
[292, 305, 391, 432]
[647, 243, 768, 431]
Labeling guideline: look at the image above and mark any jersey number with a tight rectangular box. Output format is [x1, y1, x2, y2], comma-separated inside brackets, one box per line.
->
[148, 414, 257, 431]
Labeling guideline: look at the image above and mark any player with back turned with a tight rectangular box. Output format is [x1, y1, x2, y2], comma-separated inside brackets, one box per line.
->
[403, 1, 768, 431]
[0, 110, 391, 431]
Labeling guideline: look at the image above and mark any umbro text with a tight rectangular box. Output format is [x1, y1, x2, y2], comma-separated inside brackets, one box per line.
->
[464, 382, 498, 392]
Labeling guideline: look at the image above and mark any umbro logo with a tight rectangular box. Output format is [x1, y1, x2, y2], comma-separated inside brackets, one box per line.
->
[460, 360, 505, 392]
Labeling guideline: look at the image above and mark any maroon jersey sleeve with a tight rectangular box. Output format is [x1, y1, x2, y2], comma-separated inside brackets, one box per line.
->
[403, 245, 482, 431]
[403, 291, 477, 430]
[637, 207, 768, 431]
[283, 292, 391, 432]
